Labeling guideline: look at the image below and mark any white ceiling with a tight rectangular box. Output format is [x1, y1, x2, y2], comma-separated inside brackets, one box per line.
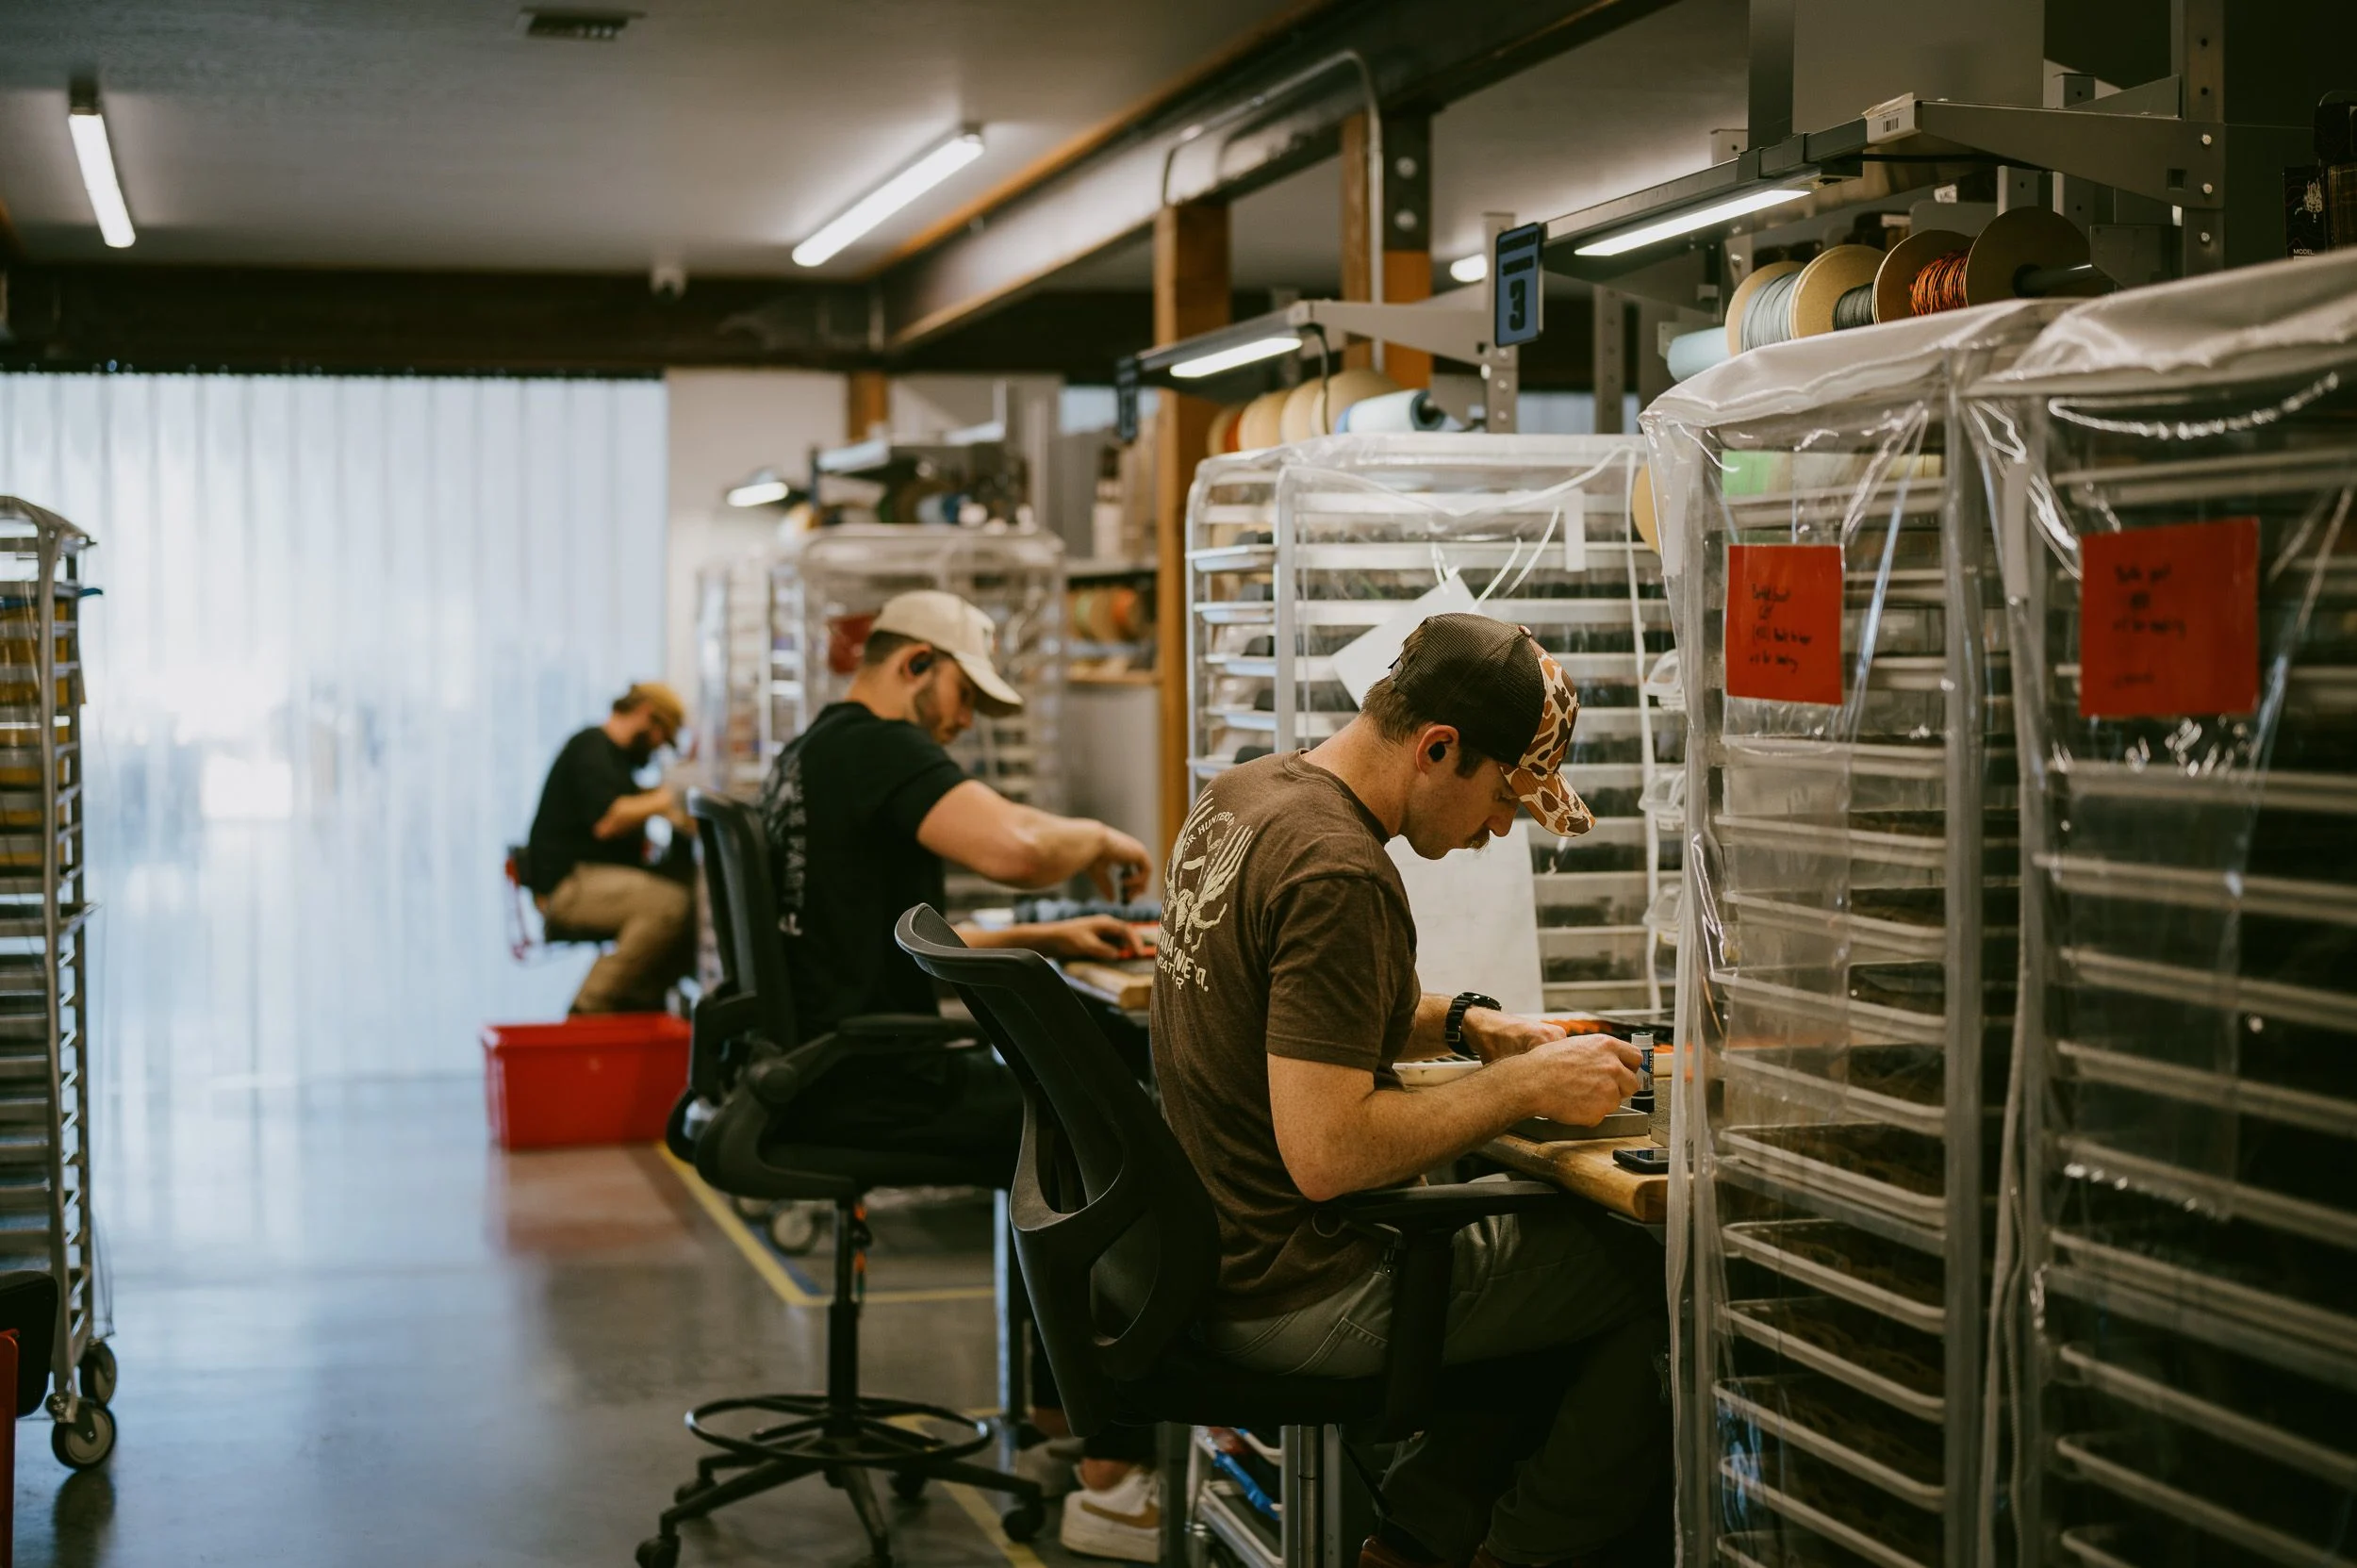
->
[1053, 0, 1748, 296]
[0, 0, 1308, 274]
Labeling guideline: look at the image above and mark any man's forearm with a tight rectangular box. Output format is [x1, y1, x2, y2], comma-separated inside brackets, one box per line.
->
[1273, 1059, 1540, 1200]
[592, 788, 670, 840]
[1000, 804, 1107, 886]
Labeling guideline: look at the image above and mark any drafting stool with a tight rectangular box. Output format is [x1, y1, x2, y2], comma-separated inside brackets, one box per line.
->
[637, 794, 1042, 1568]
[896, 904, 1581, 1568]
[501, 843, 610, 954]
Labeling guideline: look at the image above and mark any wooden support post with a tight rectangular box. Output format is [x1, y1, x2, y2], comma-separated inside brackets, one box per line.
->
[1340, 114, 1433, 388]
[846, 370, 890, 441]
[1154, 200, 1230, 858]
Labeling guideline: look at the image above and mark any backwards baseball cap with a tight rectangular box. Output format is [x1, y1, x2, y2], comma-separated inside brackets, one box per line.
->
[871, 589, 1025, 716]
[1388, 613, 1593, 837]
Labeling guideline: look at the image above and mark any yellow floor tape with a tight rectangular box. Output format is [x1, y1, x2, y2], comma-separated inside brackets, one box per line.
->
[656, 1141, 1045, 1565]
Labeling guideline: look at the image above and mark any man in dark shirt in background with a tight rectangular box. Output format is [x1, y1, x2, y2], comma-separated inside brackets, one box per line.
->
[524, 682, 695, 1014]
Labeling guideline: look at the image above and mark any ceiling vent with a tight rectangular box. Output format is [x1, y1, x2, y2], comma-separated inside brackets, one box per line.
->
[519, 8, 636, 41]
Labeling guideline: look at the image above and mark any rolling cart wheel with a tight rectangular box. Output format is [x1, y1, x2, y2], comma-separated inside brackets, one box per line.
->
[768, 1202, 821, 1255]
[79, 1342, 117, 1405]
[52, 1400, 114, 1471]
[999, 1498, 1045, 1543]
[889, 1470, 926, 1501]
[635, 1536, 680, 1568]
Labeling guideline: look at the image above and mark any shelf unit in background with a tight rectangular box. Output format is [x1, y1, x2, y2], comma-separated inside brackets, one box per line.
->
[692, 553, 777, 801]
[1973, 257, 2357, 1568]
[0, 497, 113, 1470]
[1182, 434, 1676, 1016]
[1645, 304, 2059, 1568]
[768, 525, 1066, 919]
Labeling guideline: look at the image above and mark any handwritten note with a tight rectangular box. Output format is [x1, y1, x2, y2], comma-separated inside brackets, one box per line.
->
[1725, 543, 1844, 705]
[2079, 518, 2259, 719]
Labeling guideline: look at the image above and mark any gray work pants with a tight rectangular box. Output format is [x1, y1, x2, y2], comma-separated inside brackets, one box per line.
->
[1204, 1185, 1670, 1564]
[542, 864, 693, 1014]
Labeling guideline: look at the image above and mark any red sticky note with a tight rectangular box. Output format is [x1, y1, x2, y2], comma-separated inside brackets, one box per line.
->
[2079, 518, 2259, 718]
[1725, 544, 1844, 705]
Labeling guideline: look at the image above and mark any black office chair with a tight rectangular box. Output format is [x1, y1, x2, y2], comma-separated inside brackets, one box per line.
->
[894, 904, 1578, 1565]
[637, 795, 1043, 1568]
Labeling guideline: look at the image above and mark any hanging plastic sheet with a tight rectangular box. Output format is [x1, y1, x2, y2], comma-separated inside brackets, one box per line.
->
[1641, 300, 2064, 1568]
[1967, 249, 2357, 1568]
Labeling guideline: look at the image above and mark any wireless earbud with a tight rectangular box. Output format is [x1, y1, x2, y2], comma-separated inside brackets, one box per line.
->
[1427, 742, 1448, 763]
[908, 650, 936, 676]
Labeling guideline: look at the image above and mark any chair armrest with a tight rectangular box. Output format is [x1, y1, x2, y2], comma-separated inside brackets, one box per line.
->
[1314, 1180, 1571, 1443]
[1317, 1180, 1566, 1238]
[744, 1023, 976, 1109]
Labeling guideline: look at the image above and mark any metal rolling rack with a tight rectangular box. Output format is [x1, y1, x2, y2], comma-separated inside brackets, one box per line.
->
[1646, 305, 2058, 1568]
[768, 524, 1066, 918]
[692, 553, 776, 800]
[0, 499, 113, 1471]
[1182, 433, 1676, 1015]
[1972, 256, 2357, 1568]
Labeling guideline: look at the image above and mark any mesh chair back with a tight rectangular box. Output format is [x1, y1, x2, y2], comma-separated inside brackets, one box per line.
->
[685, 792, 797, 1100]
[896, 905, 1218, 1433]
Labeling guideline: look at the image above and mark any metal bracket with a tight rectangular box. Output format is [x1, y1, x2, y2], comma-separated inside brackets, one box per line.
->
[1870, 94, 2226, 208]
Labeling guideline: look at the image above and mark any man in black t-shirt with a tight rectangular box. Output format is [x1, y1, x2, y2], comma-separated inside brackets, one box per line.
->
[756, 588, 1150, 1056]
[755, 590, 1161, 1552]
[524, 683, 696, 1014]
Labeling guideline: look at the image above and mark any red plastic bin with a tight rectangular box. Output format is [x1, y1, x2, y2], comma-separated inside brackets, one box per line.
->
[482, 1014, 691, 1150]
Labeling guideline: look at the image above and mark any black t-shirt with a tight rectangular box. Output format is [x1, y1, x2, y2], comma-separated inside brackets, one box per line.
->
[756, 701, 969, 1042]
[524, 728, 647, 894]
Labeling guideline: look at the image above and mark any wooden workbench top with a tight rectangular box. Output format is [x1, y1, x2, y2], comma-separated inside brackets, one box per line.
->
[1480, 1133, 1666, 1224]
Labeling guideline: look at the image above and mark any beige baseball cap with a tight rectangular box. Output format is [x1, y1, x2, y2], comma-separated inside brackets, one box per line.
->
[871, 589, 1024, 716]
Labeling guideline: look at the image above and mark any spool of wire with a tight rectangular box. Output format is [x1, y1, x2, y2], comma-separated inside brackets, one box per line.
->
[1831, 284, 1877, 331]
[1911, 250, 1972, 315]
[1739, 267, 1805, 351]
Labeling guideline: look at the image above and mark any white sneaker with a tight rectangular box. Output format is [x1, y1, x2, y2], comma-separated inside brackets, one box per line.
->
[1059, 1466, 1161, 1563]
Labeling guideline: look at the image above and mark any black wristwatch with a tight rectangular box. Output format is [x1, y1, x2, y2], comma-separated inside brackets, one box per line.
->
[1444, 991, 1501, 1055]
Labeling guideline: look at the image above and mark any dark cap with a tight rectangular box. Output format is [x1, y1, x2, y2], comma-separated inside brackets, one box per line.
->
[1390, 614, 1593, 836]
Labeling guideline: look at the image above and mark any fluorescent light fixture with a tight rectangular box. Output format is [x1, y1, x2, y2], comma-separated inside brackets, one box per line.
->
[1169, 335, 1301, 380]
[1449, 254, 1488, 285]
[725, 469, 792, 507]
[1572, 186, 1809, 257]
[791, 128, 983, 267]
[67, 89, 135, 249]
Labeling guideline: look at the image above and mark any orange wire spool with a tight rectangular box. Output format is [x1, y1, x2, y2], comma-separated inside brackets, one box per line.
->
[1911, 250, 1972, 315]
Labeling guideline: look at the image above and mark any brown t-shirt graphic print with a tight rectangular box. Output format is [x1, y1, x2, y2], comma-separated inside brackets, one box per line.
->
[1149, 752, 1421, 1320]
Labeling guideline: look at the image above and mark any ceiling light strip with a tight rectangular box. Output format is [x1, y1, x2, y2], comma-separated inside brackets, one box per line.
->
[67, 91, 135, 250]
[792, 129, 984, 268]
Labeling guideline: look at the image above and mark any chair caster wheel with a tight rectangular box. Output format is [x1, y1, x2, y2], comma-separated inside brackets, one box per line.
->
[889, 1470, 927, 1501]
[674, 1476, 713, 1504]
[769, 1202, 821, 1255]
[1000, 1499, 1046, 1543]
[635, 1536, 680, 1568]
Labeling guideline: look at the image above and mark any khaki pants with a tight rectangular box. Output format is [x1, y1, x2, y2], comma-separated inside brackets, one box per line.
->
[1203, 1180, 1671, 1564]
[542, 864, 693, 1015]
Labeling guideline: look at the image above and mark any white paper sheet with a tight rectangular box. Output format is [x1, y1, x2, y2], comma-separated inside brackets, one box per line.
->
[1329, 569, 1481, 705]
[1387, 818, 1544, 1015]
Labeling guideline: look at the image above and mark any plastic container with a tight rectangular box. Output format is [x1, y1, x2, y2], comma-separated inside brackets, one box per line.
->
[481, 1015, 691, 1150]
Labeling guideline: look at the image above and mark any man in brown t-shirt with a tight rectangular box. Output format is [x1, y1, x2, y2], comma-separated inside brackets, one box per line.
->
[1153, 614, 1667, 1568]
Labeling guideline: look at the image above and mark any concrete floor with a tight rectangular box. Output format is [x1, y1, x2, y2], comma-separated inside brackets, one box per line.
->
[14, 1077, 1083, 1568]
